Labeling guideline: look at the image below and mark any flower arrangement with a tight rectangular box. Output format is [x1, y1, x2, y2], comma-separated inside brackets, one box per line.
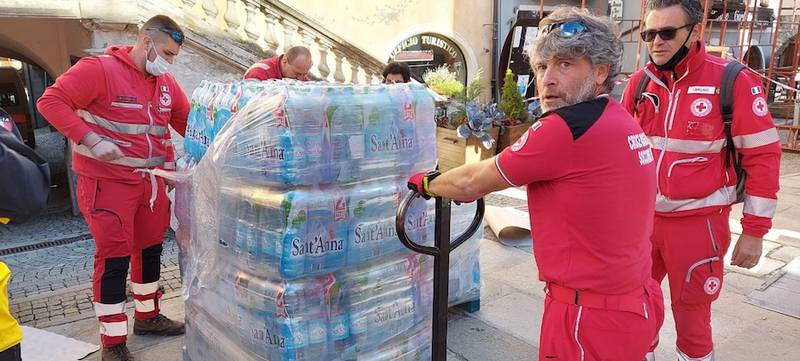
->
[423, 65, 464, 99]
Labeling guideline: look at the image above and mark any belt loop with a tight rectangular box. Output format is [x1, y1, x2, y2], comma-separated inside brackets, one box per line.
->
[574, 290, 579, 305]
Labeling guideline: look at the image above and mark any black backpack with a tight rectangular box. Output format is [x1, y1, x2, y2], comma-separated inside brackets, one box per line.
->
[0, 109, 51, 223]
[633, 61, 747, 203]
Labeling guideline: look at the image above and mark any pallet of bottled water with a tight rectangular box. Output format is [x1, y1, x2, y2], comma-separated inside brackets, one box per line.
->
[180, 80, 481, 361]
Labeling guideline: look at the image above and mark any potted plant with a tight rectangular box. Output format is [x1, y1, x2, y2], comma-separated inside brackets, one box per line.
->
[495, 69, 534, 151]
[423, 65, 464, 128]
[425, 68, 499, 171]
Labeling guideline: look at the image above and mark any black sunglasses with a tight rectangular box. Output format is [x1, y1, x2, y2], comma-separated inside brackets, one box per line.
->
[147, 27, 184, 45]
[540, 21, 588, 38]
[640, 24, 694, 42]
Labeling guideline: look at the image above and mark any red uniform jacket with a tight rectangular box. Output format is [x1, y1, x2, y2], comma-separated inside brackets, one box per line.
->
[621, 41, 781, 238]
[38, 46, 189, 183]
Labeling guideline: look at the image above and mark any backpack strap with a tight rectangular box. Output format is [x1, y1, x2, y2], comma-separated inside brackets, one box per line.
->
[632, 73, 651, 116]
[720, 61, 746, 169]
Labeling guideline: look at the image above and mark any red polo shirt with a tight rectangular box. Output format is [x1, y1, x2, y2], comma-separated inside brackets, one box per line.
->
[495, 97, 656, 295]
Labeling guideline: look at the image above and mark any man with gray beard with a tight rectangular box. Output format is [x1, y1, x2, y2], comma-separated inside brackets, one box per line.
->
[407, 7, 665, 360]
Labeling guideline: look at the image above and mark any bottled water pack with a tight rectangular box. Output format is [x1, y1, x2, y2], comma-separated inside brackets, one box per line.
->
[183, 81, 480, 361]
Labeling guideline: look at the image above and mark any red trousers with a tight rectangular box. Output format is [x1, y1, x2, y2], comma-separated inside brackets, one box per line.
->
[539, 279, 665, 361]
[651, 208, 731, 360]
[77, 176, 170, 347]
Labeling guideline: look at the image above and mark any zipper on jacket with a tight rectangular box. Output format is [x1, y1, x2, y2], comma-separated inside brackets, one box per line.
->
[146, 101, 154, 164]
[654, 90, 673, 193]
[667, 89, 681, 131]
[667, 156, 708, 177]
[649, 68, 690, 196]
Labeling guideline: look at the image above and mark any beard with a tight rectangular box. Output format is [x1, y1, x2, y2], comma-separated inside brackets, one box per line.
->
[540, 76, 598, 113]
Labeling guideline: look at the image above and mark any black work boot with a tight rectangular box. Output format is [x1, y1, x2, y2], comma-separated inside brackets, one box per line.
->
[133, 314, 185, 336]
[101, 344, 134, 361]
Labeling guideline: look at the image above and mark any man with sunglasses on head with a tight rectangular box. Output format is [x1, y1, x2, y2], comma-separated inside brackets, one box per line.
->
[37, 14, 189, 361]
[407, 7, 664, 360]
[245, 45, 313, 81]
[621, 1, 781, 360]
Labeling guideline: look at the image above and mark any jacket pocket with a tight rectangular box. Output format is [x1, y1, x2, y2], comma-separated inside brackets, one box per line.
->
[660, 154, 724, 199]
[679, 256, 724, 304]
[76, 176, 98, 217]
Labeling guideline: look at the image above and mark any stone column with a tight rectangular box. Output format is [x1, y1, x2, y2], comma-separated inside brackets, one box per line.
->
[281, 20, 299, 52]
[202, 0, 218, 23]
[243, 1, 263, 44]
[263, 13, 280, 52]
[224, 0, 243, 37]
[316, 39, 332, 81]
[332, 49, 346, 83]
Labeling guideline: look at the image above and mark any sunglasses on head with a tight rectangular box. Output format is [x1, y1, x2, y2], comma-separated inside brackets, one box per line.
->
[540, 21, 588, 38]
[147, 27, 184, 45]
[640, 23, 694, 42]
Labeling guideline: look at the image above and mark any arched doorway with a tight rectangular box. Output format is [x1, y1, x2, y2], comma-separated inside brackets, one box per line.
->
[389, 33, 468, 85]
[0, 18, 92, 216]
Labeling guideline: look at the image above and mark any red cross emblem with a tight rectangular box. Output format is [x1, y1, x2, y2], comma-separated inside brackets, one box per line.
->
[159, 92, 172, 107]
[752, 97, 768, 116]
[691, 98, 712, 117]
[704, 276, 721, 295]
[695, 102, 707, 112]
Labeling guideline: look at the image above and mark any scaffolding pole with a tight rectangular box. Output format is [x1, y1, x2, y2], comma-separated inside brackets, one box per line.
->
[766, 0, 784, 87]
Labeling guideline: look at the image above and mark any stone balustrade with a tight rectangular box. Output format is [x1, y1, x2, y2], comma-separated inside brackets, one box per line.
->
[176, 0, 385, 83]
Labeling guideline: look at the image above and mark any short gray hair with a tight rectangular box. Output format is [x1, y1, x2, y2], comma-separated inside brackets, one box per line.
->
[645, 0, 703, 25]
[528, 7, 623, 92]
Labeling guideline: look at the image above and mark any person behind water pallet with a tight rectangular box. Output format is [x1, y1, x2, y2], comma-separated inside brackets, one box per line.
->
[244, 45, 313, 81]
[37, 14, 190, 361]
[1, 108, 51, 361]
[383, 61, 411, 84]
[620, 1, 781, 360]
[408, 6, 665, 361]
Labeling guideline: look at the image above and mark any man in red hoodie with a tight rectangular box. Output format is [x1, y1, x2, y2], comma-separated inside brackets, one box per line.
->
[37, 15, 188, 361]
[244, 45, 313, 81]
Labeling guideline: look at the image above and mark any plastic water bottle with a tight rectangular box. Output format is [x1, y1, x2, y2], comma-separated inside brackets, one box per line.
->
[284, 85, 329, 184]
[389, 86, 419, 173]
[346, 179, 405, 266]
[411, 85, 437, 171]
[302, 187, 347, 275]
[327, 86, 365, 183]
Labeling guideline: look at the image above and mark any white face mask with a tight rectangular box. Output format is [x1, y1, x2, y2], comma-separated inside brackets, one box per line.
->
[145, 42, 170, 76]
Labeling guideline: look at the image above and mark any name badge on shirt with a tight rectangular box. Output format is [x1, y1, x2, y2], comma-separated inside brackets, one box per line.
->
[687, 86, 716, 94]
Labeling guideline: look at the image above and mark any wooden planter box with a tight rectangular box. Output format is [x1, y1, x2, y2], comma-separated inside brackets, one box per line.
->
[496, 122, 532, 152]
[436, 127, 499, 172]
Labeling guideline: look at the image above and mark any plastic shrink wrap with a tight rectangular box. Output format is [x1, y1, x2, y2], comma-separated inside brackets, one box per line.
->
[179, 81, 481, 361]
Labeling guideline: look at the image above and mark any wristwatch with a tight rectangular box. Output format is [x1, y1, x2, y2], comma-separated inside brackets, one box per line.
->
[423, 170, 441, 197]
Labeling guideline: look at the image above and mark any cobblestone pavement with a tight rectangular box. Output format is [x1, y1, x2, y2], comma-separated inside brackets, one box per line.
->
[2, 233, 180, 328]
[0, 212, 89, 251]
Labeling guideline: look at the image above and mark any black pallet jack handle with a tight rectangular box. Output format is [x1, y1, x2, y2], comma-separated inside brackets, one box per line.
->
[395, 190, 485, 361]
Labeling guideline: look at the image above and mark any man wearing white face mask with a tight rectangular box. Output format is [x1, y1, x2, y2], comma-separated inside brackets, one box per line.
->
[37, 15, 189, 361]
